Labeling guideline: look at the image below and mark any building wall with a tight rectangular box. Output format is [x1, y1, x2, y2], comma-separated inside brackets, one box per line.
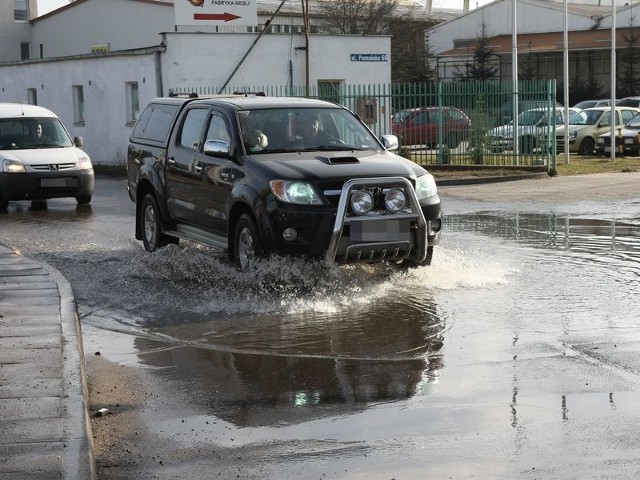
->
[430, 0, 597, 59]
[0, 32, 390, 166]
[0, 51, 160, 166]
[161, 32, 391, 91]
[31, 0, 174, 58]
[0, 0, 37, 62]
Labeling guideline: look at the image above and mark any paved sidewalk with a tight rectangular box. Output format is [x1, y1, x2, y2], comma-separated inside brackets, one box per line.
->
[0, 244, 95, 480]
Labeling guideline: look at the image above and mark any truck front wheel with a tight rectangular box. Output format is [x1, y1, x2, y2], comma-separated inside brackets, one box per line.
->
[141, 194, 174, 252]
[233, 213, 264, 270]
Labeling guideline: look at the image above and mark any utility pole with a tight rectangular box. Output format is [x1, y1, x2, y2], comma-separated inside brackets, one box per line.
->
[302, 0, 310, 96]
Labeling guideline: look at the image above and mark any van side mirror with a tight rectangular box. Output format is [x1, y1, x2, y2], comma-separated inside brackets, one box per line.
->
[74, 136, 84, 147]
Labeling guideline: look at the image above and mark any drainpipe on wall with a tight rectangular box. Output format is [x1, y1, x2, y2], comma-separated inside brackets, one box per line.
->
[155, 43, 164, 97]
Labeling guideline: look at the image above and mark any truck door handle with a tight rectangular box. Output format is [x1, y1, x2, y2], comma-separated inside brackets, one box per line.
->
[167, 156, 176, 165]
[194, 162, 203, 174]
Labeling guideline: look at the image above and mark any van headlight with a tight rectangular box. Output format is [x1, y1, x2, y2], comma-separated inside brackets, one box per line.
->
[2, 159, 26, 173]
[79, 156, 93, 170]
[415, 173, 437, 200]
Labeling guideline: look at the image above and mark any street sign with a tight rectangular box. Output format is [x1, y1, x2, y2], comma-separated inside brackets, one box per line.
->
[174, 0, 258, 27]
[350, 54, 389, 62]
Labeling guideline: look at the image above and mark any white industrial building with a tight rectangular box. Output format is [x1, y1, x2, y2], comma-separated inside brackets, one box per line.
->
[0, 0, 394, 165]
[432, 0, 640, 88]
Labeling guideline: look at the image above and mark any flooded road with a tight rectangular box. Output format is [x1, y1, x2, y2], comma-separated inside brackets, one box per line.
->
[2, 174, 640, 479]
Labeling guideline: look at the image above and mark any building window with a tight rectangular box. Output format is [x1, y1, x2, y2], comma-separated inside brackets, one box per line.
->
[126, 82, 139, 125]
[14, 0, 28, 21]
[72, 85, 85, 124]
[20, 42, 30, 60]
[27, 88, 37, 105]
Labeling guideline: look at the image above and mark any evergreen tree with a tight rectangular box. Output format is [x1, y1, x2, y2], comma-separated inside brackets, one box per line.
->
[455, 21, 498, 81]
[618, 17, 640, 98]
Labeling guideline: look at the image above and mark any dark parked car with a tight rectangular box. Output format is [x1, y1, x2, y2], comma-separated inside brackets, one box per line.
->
[595, 111, 640, 156]
[391, 106, 471, 149]
[615, 96, 640, 108]
[127, 95, 442, 269]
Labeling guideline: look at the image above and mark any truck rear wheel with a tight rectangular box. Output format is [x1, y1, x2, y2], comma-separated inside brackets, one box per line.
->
[233, 213, 264, 270]
[141, 194, 176, 252]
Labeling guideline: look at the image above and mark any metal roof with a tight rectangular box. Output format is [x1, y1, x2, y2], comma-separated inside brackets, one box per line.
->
[436, 27, 640, 58]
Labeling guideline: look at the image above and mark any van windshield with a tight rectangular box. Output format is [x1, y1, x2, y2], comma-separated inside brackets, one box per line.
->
[0, 117, 74, 149]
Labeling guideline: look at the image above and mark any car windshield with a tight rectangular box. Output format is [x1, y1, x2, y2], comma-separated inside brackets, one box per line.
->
[392, 109, 416, 124]
[626, 113, 640, 129]
[569, 109, 603, 125]
[516, 110, 546, 126]
[237, 107, 381, 154]
[0, 117, 74, 149]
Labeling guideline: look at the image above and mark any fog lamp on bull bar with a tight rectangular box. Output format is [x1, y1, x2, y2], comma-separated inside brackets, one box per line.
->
[282, 228, 297, 242]
[350, 190, 373, 215]
[384, 188, 406, 212]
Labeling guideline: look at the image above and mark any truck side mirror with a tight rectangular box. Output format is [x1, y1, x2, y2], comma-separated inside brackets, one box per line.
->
[203, 139, 231, 158]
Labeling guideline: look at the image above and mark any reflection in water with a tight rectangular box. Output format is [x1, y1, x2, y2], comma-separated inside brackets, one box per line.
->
[446, 212, 640, 265]
[128, 295, 445, 427]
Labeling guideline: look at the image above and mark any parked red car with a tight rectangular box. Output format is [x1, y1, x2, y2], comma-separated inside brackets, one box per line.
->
[392, 107, 472, 148]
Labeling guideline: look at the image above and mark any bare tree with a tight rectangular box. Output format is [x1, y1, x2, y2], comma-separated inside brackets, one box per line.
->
[315, 0, 437, 83]
[315, 0, 399, 35]
[389, 18, 438, 83]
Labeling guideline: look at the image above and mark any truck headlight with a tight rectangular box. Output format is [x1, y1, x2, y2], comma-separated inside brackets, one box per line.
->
[2, 159, 26, 173]
[269, 180, 323, 205]
[351, 190, 373, 214]
[415, 173, 437, 200]
[384, 188, 406, 212]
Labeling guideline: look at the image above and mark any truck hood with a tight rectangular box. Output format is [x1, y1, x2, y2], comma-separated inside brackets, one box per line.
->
[253, 149, 427, 180]
[0, 146, 88, 164]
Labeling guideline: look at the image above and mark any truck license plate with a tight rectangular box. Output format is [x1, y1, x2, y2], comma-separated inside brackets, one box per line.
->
[350, 219, 410, 242]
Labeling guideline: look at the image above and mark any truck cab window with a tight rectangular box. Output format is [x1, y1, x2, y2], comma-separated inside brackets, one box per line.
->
[178, 108, 208, 151]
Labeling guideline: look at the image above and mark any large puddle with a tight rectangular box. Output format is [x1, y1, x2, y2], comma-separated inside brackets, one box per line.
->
[6, 195, 640, 478]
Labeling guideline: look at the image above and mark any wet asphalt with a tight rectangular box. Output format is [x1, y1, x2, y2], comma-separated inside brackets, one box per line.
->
[1, 169, 639, 479]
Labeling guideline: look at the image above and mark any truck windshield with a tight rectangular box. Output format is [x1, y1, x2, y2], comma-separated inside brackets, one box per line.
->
[0, 117, 74, 149]
[237, 107, 381, 154]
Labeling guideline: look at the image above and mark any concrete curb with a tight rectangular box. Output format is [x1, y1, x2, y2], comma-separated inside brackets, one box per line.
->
[435, 171, 550, 186]
[41, 261, 96, 480]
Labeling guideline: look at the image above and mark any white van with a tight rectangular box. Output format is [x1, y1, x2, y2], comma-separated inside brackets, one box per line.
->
[0, 103, 94, 209]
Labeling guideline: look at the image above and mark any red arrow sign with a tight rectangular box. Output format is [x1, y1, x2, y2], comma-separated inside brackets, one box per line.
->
[194, 12, 241, 22]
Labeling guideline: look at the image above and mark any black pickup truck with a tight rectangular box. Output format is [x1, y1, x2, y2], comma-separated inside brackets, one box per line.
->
[126, 94, 441, 269]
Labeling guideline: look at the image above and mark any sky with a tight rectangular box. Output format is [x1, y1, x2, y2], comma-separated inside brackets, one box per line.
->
[37, 0, 69, 16]
[37, 0, 496, 17]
